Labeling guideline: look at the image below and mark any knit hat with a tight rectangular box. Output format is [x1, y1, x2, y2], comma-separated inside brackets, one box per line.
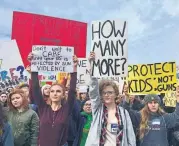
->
[41, 84, 51, 96]
[144, 94, 161, 105]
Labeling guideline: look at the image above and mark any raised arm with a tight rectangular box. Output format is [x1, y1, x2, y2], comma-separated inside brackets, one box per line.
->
[163, 103, 179, 128]
[27, 53, 46, 109]
[88, 52, 102, 115]
[89, 77, 102, 115]
[31, 72, 46, 108]
[67, 55, 78, 114]
[67, 72, 77, 109]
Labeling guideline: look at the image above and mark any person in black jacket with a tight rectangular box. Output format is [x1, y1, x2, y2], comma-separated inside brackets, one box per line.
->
[67, 99, 81, 146]
[73, 98, 92, 146]
[129, 95, 144, 111]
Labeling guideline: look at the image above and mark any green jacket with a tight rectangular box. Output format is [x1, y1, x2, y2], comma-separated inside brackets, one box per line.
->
[7, 108, 39, 146]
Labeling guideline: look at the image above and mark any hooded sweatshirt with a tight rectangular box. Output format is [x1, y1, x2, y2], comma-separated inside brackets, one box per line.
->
[85, 77, 136, 146]
[124, 102, 179, 146]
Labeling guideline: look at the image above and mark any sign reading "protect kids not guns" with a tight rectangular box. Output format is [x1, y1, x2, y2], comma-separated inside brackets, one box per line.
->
[127, 62, 177, 94]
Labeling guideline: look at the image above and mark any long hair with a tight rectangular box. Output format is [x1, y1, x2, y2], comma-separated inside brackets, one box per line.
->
[99, 79, 119, 101]
[139, 104, 165, 139]
[8, 89, 29, 111]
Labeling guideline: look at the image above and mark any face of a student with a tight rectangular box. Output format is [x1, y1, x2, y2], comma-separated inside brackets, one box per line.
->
[80, 93, 87, 101]
[83, 100, 92, 114]
[123, 84, 128, 94]
[0, 94, 7, 103]
[147, 101, 159, 113]
[102, 86, 116, 104]
[129, 95, 135, 102]
[43, 86, 50, 96]
[11, 94, 23, 109]
[21, 87, 29, 98]
[50, 85, 64, 102]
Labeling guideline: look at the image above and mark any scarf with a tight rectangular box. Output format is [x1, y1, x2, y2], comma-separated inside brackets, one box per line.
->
[100, 105, 123, 146]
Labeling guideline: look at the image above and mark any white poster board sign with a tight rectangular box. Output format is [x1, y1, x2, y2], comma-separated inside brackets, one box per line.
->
[31, 45, 74, 73]
[77, 58, 90, 86]
[91, 19, 128, 78]
[0, 40, 28, 90]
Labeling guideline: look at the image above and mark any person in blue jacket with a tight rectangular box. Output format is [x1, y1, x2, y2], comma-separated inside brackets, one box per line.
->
[124, 93, 179, 146]
[0, 103, 14, 146]
[67, 99, 81, 146]
[73, 98, 92, 146]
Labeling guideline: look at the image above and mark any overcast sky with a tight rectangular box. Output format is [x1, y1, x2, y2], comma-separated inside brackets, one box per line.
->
[0, 0, 179, 64]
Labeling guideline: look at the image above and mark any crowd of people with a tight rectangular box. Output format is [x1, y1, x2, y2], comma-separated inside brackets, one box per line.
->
[0, 52, 179, 146]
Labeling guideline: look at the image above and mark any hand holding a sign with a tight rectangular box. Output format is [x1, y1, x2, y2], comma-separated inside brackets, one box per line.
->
[88, 51, 95, 63]
[88, 52, 95, 75]
[26, 65, 31, 74]
[27, 52, 34, 62]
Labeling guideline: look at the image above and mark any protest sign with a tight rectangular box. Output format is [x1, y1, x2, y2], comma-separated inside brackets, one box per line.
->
[31, 45, 74, 73]
[11, 11, 87, 67]
[38, 74, 57, 81]
[78, 85, 88, 93]
[77, 58, 90, 86]
[0, 78, 28, 91]
[57, 58, 90, 86]
[128, 62, 177, 94]
[0, 40, 28, 82]
[91, 19, 128, 78]
[57, 72, 70, 83]
[164, 92, 176, 107]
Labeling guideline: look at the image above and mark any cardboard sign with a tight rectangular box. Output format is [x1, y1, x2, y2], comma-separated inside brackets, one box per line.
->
[11, 11, 87, 67]
[128, 62, 177, 94]
[91, 19, 128, 77]
[31, 45, 74, 73]
[164, 92, 176, 107]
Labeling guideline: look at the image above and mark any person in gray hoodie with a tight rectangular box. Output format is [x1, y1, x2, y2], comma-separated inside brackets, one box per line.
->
[124, 93, 179, 146]
[85, 52, 136, 146]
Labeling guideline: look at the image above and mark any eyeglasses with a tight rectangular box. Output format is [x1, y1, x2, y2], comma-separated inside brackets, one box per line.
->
[84, 103, 91, 106]
[102, 91, 115, 96]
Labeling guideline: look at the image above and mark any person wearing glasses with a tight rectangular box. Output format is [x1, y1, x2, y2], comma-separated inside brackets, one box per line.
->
[73, 98, 92, 146]
[85, 52, 136, 146]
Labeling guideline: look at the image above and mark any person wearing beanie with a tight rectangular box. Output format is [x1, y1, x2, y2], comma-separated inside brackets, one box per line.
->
[41, 84, 51, 104]
[78, 86, 88, 102]
[73, 98, 92, 146]
[124, 93, 179, 146]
